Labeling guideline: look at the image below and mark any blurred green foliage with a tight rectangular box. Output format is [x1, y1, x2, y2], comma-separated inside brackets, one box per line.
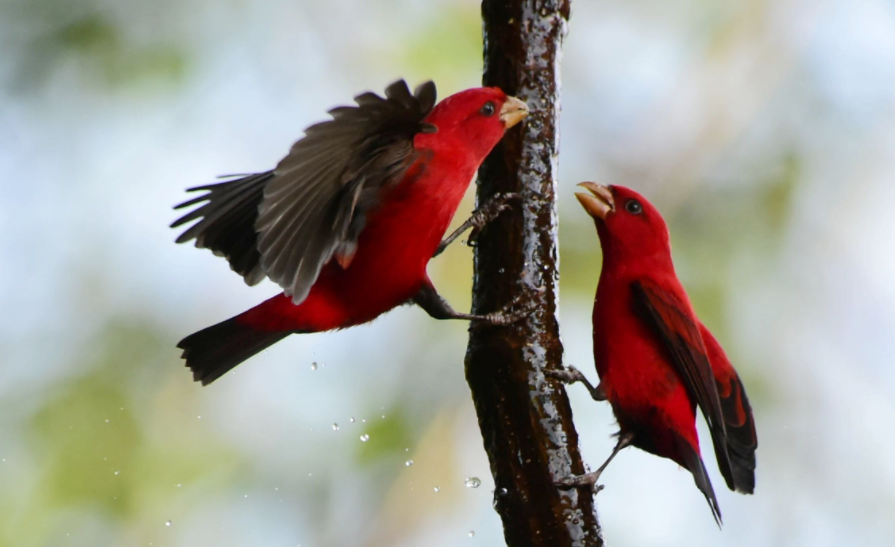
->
[2, 0, 187, 93]
[0, 321, 243, 547]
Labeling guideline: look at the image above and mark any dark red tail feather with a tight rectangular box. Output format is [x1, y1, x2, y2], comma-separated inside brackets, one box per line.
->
[177, 318, 290, 385]
[675, 435, 723, 527]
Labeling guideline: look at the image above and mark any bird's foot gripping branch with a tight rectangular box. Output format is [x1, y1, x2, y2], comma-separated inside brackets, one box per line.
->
[545, 366, 607, 401]
[412, 282, 537, 326]
[434, 192, 522, 257]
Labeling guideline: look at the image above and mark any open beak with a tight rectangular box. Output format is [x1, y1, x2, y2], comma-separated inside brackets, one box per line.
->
[499, 96, 529, 128]
[575, 182, 614, 220]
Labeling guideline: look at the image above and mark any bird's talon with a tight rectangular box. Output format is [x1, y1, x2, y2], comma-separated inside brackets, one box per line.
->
[474, 292, 536, 326]
[545, 365, 587, 385]
[555, 472, 604, 493]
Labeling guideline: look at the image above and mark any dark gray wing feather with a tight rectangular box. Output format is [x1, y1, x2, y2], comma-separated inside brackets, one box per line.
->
[171, 172, 273, 285]
[257, 79, 436, 303]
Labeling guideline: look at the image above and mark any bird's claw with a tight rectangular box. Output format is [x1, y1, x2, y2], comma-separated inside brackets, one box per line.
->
[545, 365, 588, 385]
[466, 192, 522, 247]
[555, 472, 605, 494]
[545, 364, 606, 401]
[474, 289, 538, 326]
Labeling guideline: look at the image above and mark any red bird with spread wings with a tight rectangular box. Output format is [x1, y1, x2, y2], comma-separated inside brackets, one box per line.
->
[550, 183, 757, 525]
[172, 80, 529, 385]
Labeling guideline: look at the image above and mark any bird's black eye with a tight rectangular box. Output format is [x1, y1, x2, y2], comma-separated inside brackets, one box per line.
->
[480, 101, 496, 116]
[625, 199, 643, 215]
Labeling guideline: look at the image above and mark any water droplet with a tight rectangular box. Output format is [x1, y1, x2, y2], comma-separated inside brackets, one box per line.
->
[360, 434, 370, 442]
[465, 477, 481, 489]
[165, 520, 172, 527]
[361, 418, 367, 423]
[497, 487, 508, 496]
[332, 423, 339, 431]
[197, 415, 202, 419]
[405, 448, 409, 452]
[113, 470, 120, 476]
[105, 419, 110, 423]
[310, 362, 318, 371]
[349, 417, 356, 423]
[433, 486, 440, 493]
[176, 484, 182, 488]
[468, 531, 476, 538]
[380, 415, 386, 419]
[405, 460, 414, 467]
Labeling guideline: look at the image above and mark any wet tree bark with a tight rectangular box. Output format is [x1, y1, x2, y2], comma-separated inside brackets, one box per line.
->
[465, 1, 604, 546]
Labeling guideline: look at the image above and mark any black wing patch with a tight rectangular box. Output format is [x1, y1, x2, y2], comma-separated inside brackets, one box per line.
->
[631, 279, 735, 492]
[171, 172, 273, 285]
[171, 80, 437, 302]
[259, 79, 436, 303]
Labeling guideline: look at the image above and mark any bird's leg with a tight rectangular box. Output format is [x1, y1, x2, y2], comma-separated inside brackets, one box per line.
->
[433, 192, 521, 257]
[413, 282, 534, 326]
[555, 432, 635, 491]
[545, 365, 607, 401]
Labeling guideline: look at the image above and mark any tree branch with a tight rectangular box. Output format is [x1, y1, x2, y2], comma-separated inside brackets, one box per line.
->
[465, 1, 604, 545]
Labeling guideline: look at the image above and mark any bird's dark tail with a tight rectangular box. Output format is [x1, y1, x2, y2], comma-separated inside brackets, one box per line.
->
[177, 317, 290, 386]
[676, 435, 723, 528]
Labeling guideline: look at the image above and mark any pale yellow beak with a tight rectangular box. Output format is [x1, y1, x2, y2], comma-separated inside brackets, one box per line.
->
[499, 96, 529, 128]
[575, 182, 614, 220]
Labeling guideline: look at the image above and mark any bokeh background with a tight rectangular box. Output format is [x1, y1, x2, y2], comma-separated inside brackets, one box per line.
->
[2, 0, 894, 545]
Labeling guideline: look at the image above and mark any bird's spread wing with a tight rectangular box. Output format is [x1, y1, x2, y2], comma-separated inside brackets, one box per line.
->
[631, 279, 736, 491]
[171, 172, 273, 285]
[172, 80, 437, 304]
[700, 323, 758, 494]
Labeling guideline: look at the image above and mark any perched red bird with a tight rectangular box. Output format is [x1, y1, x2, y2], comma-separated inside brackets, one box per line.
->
[550, 183, 757, 525]
[172, 80, 529, 385]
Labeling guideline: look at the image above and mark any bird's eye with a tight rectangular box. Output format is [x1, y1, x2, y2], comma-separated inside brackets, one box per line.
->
[625, 199, 643, 215]
[480, 102, 496, 116]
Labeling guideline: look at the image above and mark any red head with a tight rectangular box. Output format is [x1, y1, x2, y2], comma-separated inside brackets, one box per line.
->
[575, 183, 673, 270]
[419, 87, 528, 160]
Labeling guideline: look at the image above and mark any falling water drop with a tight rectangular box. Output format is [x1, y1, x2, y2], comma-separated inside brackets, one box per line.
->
[465, 477, 481, 489]
[468, 531, 475, 538]
[349, 417, 356, 423]
[310, 362, 318, 371]
[332, 423, 339, 431]
[360, 434, 370, 442]
[405, 460, 414, 467]
[165, 520, 172, 527]
[433, 486, 440, 493]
